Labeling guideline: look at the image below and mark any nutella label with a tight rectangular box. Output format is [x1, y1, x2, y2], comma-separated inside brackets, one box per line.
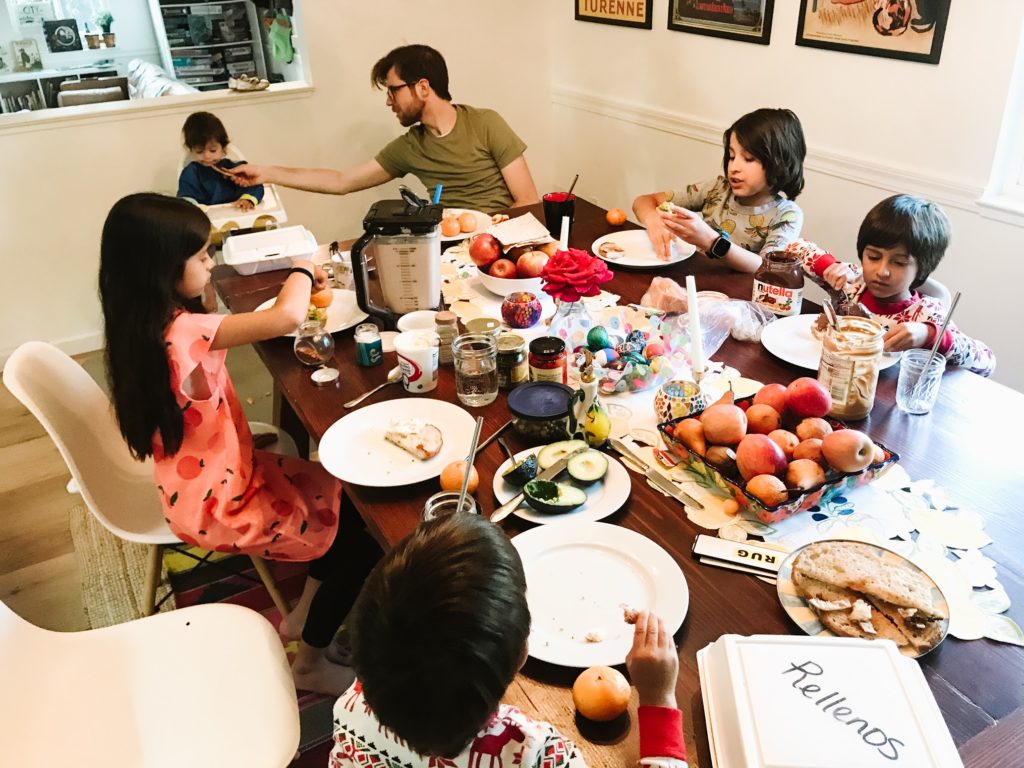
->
[753, 279, 803, 316]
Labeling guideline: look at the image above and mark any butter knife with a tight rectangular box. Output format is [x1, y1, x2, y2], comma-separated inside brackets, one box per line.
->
[609, 438, 704, 510]
[490, 446, 588, 524]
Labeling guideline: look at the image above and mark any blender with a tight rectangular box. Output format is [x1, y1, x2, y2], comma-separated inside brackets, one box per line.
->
[350, 197, 444, 329]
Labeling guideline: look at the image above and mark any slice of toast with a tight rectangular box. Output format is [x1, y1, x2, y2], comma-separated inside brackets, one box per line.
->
[384, 420, 443, 460]
[793, 571, 908, 646]
[868, 598, 943, 654]
[792, 541, 945, 619]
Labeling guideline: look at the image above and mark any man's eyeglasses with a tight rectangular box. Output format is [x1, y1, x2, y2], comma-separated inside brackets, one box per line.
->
[385, 82, 415, 98]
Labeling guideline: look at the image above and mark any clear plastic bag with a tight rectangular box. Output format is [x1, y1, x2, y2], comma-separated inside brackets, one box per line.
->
[660, 298, 778, 362]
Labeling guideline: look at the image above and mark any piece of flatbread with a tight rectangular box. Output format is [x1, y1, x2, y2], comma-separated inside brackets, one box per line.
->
[384, 420, 443, 460]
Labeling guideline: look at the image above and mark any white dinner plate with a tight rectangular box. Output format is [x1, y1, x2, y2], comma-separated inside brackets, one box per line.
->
[591, 229, 696, 269]
[318, 399, 475, 487]
[760, 314, 901, 371]
[441, 208, 491, 241]
[253, 289, 368, 337]
[493, 450, 630, 525]
[512, 521, 689, 667]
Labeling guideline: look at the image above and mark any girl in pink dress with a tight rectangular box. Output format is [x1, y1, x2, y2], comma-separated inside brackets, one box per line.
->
[99, 193, 380, 696]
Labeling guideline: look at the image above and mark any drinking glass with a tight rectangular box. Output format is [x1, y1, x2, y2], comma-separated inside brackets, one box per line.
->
[542, 192, 575, 240]
[421, 491, 479, 521]
[452, 333, 498, 407]
[896, 349, 946, 414]
[293, 320, 339, 385]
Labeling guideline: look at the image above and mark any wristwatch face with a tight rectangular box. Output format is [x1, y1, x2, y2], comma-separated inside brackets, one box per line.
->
[710, 235, 730, 259]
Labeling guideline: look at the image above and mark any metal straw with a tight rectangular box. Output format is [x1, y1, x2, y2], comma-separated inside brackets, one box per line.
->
[913, 290, 960, 396]
[458, 416, 485, 514]
[567, 173, 579, 197]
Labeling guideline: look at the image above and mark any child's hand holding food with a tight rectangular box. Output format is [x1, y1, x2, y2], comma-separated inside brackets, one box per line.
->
[884, 321, 932, 352]
[822, 261, 858, 292]
[658, 202, 717, 255]
[625, 610, 678, 709]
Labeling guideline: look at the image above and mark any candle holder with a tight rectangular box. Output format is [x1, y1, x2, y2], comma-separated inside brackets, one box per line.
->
[654, 379, 709, 424]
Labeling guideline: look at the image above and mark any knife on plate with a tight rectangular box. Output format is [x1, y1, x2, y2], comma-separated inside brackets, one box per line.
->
[609, 437, 704, 510]
[490, 446, 588, 524]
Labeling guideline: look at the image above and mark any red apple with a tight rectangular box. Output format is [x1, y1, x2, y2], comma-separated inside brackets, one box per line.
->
[786, 377, 832, 418]
[746, 474, 788, 506]
[700, 404, 747, 446]
[786, 459, 826, 491]
[746, 404, 782, 435]
[469, 233, 501, 269]
[793, 438, 826, 467]
[516, 250, 549, 278]
[752, 382, 788, 414]
[821, 429, 875, 473]
[795, 417, 833, 441]
[736, 434, 787, 481]
[488, 258, 517, 279]
[768, 429, 800, 459]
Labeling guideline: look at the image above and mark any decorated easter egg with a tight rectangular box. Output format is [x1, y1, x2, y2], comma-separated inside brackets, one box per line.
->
[587, 326, 610, 351]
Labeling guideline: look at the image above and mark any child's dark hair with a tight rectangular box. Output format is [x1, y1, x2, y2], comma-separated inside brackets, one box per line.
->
[857, 194, 950, 289]
[99, 193, 211, 460]
[371, 44, 451, 101]
[349, 514, 530, 757]
[183, 111, 229, 149]
[723, 108, 806, 200]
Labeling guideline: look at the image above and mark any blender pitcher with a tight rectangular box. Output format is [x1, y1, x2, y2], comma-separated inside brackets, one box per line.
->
[350, 199, 444, 329]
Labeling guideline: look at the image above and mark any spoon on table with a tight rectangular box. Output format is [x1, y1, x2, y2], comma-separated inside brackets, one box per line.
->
[343, 366, 401, 408]
[497, 437, 517, 465]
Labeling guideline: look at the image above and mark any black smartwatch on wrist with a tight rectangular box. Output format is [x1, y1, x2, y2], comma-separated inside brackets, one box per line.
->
[708, 232, 731, 260]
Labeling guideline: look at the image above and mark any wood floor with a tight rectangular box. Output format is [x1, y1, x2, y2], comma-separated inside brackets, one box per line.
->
[0, 345, 273, 631]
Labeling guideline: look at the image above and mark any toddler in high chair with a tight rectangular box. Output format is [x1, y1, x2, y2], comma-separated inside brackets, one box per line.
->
[633, 107, 806, 272]
[786, 194, 995, 377]
[177, 111, 265, 210]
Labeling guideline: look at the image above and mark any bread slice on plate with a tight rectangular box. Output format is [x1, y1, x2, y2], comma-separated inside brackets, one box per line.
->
[868, 598, 944, 653]
[793, 571, 908, 647]
[384, 419, 443, 460]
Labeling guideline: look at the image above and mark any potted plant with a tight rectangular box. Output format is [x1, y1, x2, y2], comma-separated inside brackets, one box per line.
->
[83, 22, 101, 50]
[94, 11, 115, 47]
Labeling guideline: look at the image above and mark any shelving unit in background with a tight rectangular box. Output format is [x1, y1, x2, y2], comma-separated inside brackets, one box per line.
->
[0, 68, 118, 114]
[150, 0, 267, 92]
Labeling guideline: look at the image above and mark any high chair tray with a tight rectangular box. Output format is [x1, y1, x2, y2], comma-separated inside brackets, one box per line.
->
[222, 226, 317, 275]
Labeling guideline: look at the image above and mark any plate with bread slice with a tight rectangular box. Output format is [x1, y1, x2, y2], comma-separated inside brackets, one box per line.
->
[318, 398, 476, 486]
[777, 539, 949, 658]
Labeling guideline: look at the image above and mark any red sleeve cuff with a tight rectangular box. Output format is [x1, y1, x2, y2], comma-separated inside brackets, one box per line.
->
[811, 252, 838, 277]
[638, 706, 687, 760]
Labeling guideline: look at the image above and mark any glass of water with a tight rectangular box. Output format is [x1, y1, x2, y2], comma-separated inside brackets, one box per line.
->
[293, 320, 339, 385]
[452, 333, 498, 407]
[896, 349, 946, 414]
[422, 491, 479, 521]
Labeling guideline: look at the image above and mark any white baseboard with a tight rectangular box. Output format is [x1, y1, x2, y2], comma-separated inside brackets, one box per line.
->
[1, 331, 103, 369]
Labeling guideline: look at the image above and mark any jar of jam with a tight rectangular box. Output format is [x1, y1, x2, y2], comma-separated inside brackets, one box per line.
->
[529, 336, 567, 383]
[752, 250, 804, 316]
[817, 317, 884, 421]
[434, 310, 458, 366]
[496, 333, 528, 391]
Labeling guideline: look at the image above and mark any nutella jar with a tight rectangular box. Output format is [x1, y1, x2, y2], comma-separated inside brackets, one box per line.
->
[752, 251, 804, 316]
[817, 317, 884, 421]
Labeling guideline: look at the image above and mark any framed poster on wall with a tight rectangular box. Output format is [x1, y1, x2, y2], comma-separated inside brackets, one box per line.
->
[668, 0, 774, 45]
[575, 0, 653, 30]
[795, 0, 949, 65]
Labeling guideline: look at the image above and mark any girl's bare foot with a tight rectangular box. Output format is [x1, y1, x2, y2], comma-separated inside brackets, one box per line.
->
[325, 625, 352, 665]
[292, 641, 355, 696]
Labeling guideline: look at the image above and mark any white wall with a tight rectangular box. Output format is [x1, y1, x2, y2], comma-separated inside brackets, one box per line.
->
[0, 0, 553, 361]
[549, 1, 1024, 389]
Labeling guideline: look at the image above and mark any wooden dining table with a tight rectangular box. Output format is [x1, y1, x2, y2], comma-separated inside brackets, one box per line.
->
[213, 198, 1024, 767]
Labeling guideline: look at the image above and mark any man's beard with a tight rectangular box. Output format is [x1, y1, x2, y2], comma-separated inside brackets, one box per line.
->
[397, 100, 424, 127]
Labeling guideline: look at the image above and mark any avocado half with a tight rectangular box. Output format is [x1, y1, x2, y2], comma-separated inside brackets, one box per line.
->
[536, 439, 588, 471]
[566, 449, 608, 485]
[502, 452, 539, 487]
[522, 479, 587, 514]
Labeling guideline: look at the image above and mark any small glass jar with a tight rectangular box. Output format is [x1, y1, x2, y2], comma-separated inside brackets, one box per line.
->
[496, 333, 529, 391]
[507, 381, 574, 445]
[452, 333, 498, 407]
[434, 310, 458, 366]
[354, 323, 383, 367]
[529, 336, 567, 383]
[817, 317, 884, 421]
[422, 491, 479, 521]
[752, 250, 805, 316]
[500, 291, 543, 329]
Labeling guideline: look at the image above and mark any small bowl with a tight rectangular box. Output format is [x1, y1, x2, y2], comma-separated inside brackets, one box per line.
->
[396, 310, 437, 332]
[477, 269, 543, 297]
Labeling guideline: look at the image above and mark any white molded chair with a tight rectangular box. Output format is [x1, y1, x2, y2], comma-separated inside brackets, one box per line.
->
[919, 275, 951, 307]
[0, 598, 299, 768]
[2, 341, 293, 618]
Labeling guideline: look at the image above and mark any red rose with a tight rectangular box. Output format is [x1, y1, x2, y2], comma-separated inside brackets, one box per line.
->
[540, 248, 614, 303]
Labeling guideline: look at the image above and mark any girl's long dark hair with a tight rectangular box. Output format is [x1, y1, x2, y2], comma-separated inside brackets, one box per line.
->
[723, 108, 806, 200]
[99, 193, 211, 460]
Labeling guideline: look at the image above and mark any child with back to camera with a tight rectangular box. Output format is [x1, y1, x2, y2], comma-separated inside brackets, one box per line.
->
[633, 107, 806, 272]
[99, 193, 381, 696]
[331, 513, 689, 768]
[786, 194, 995, 377]
[177, 111, 265, 210]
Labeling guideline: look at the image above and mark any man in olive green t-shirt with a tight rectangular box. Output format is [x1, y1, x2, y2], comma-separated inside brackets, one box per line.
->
[223, 44, 538, 213]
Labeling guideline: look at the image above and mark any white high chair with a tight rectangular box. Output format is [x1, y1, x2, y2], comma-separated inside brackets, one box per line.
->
[0, 598, 300, 768]
[2, 341, 295, 619]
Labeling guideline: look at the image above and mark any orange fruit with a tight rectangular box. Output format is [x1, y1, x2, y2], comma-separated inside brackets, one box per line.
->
[606, 208, 627, 226]
[440, 217, 462, 237]
[458, 212, 478, 233]
[310, 287, 334, 308]
[538, 241, 559, 257]
[573, 666, 630, 721]
[439, 460, 479, 493]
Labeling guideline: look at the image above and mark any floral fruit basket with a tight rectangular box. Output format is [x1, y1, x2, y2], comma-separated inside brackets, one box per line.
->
[658, 396, 900, 524]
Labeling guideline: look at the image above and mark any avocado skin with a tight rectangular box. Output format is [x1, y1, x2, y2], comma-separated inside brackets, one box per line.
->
[522, 479, 587, 513]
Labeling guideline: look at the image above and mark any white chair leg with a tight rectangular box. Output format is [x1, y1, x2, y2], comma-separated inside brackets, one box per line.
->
[143, 544, 163, 618]
[249, 556, 291, 617]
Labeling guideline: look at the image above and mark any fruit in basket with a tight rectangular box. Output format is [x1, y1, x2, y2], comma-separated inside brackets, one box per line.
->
[785, 378, 832, 418]
[746, 404, 782, 435]
[516, 250, 549, 278]
[705, 445, 738, 477]
[736, 434, 787, 481]
[786, 459, 826, 491]
[573, 666, 630, 722]
[489, 258, 517, 279]
[673, 418, 706, 456]
[469, 234, 501, 269]
[539, 241, 560, 257]
[821, 429, 875, 473]
[768, 429, 799, 459]
[795, 417, 833, 441]
[793, 438, 825, 466]
[752, 382, 787, 414]
[746, 474, 788, 506]
[700, 403, 747, 446]
[710, 385, 735, 407]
